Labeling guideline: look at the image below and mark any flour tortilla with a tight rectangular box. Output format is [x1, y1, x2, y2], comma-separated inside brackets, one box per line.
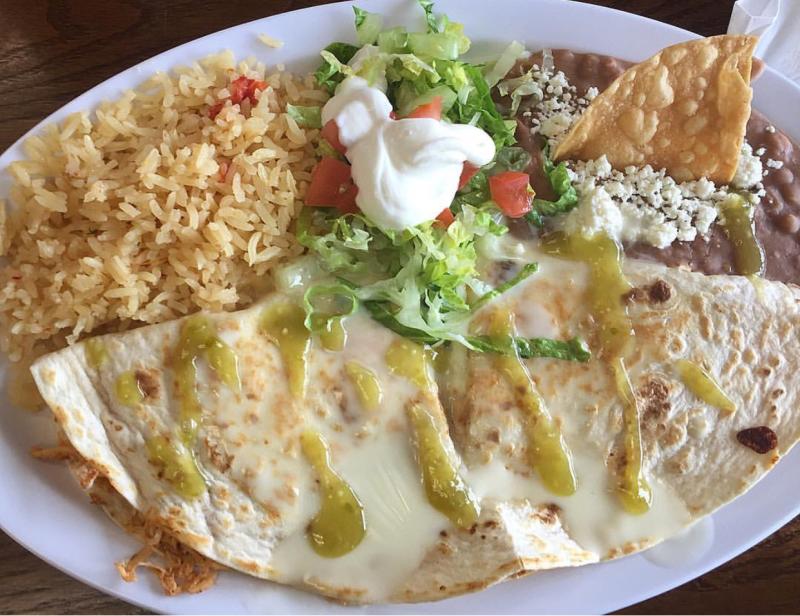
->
[554, 35, 757, 183]
[30, 259, 800, 602]
[449, 254, 800, 559]
[30, 295, 594, 603]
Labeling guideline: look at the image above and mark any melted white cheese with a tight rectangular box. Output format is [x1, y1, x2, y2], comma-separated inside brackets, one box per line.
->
[213, 309, 446, 601]
[321, 77, 495, 229]
[466, 250, 693, 557]
[467, 452, 690, 558]
[195, 252, 695, 597]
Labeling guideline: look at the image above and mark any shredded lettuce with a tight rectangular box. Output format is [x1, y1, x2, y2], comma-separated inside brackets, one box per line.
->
[286, 104, 322, 128]
[419, 0, 439, 32]
[452, 146, 532, 210]
[298, 205, 589, 360]
[472, 263, 538, 311]
[313, 0, 514, 148]
[298, 205, 509, 347]
[525, 148, 579, 227]
[468, 335, 591, 362]
[484, 40, 525, 88]
[303, 284, 358, 334]
[377, 27, 410, 53]
[353, 7, 383, 46]
[395, 83, 457, 116]
[315, 43, 360, 93]
[497, 70, 543, 115]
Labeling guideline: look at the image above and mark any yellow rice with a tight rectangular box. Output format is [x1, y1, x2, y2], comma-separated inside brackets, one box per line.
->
[0, 50, 326, 364]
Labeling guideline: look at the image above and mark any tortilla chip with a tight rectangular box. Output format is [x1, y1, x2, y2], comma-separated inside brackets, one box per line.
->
[554, 35, 758, 183]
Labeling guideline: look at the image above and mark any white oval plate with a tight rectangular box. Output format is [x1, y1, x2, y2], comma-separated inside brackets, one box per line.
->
[1, 0, 798, 613]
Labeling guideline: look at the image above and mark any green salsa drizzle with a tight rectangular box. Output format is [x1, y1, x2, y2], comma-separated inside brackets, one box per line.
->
[408, 403, 480, 529]
[385, 339, 479, 527]
[676, 359, 736, 414]
[344, 361, 383, 411]
[146, 435, 205, 499]
[85, 338, 108, 369]
[301, 430, 366, 557]
[721, 195, 764, 277]
[542, 232, 652, 514]
[385, 339, 432, 391]
[115, 371, 143, 406]
[319, 316, 347, 352]
[260, 302, 311, 399]
[174, 315, 240, 442]
[486, 309, 576, 496]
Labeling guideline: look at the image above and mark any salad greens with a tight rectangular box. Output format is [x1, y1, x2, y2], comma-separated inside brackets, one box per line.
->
[452, 146, 532, 210]
[314, 0, 515, 149]
[300, 0, 590, 362]
[286, 104, 322, 128]
[297, 204, 507, 348]
[525, 148, 579, 227]
[298, 206, 589, 362]
[354, 7, 383, 45]
[314, 43, 360, 93]
[469, 336, 591, 362]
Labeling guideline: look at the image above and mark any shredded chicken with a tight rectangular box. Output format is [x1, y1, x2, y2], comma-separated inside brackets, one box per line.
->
[114, 518, 220, 595]
[31, 438, 220, 595]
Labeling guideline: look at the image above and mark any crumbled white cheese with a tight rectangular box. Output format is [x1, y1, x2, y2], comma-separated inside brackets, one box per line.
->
[564, 142, 767, 248]
[733, 142, 765, 189]
[766, 125, 776, 133]
[523, 64, 594, 149]
[564, 184, 624, 240]
[766, 158, 784, 169]
[517, 60, 766, 248]
[538, 113, 574, 140]
[565, 157, 727, 247]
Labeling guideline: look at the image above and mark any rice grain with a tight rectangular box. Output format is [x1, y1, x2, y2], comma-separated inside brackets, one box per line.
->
[0, 51, 325, 362]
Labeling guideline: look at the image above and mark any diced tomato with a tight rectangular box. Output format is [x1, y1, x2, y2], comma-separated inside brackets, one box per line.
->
[335, 182, 359, 213]
[211, 76, 268, 118]
[251, 80, 268, 98]
[434, 207, 455, 228]
[229, 76, 252, 104]
[405, 96, 442, 120]
[488, 171, 534, 218]
[458, 163, 480, 189]
[208, 101, 225, 119]
[229, 76, 268, 105]
[305, 157, 359, 213]
[389, 111, 398, 120]
[320, 120, 347, 156]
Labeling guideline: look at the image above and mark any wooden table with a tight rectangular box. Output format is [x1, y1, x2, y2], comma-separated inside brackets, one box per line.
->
[1, 0, 798, 613]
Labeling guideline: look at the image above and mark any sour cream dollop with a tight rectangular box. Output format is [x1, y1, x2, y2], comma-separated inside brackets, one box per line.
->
[321, 77, 496, 229]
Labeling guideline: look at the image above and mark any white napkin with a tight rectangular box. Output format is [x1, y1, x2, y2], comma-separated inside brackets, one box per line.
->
[728, 0, 800, 83]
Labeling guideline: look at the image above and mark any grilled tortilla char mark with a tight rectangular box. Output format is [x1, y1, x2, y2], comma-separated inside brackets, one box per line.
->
[509, 49, 800, 284]
[736, 426, 778, 454]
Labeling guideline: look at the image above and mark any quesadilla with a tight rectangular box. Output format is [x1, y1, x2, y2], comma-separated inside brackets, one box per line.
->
[30, 247, 800, 602]
[30, 294, 595, 602]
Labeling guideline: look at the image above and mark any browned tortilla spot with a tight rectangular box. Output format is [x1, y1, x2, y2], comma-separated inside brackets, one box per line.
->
[736, 426, 778, 453]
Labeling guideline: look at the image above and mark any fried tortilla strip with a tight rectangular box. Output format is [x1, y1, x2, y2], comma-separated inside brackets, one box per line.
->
[554, 35, 758, 183]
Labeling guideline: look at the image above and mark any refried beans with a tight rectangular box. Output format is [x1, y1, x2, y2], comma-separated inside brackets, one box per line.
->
[507, 49, 800, 284]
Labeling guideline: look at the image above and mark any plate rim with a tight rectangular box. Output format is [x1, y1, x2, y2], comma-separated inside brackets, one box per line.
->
[1, 0, 799, 613]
